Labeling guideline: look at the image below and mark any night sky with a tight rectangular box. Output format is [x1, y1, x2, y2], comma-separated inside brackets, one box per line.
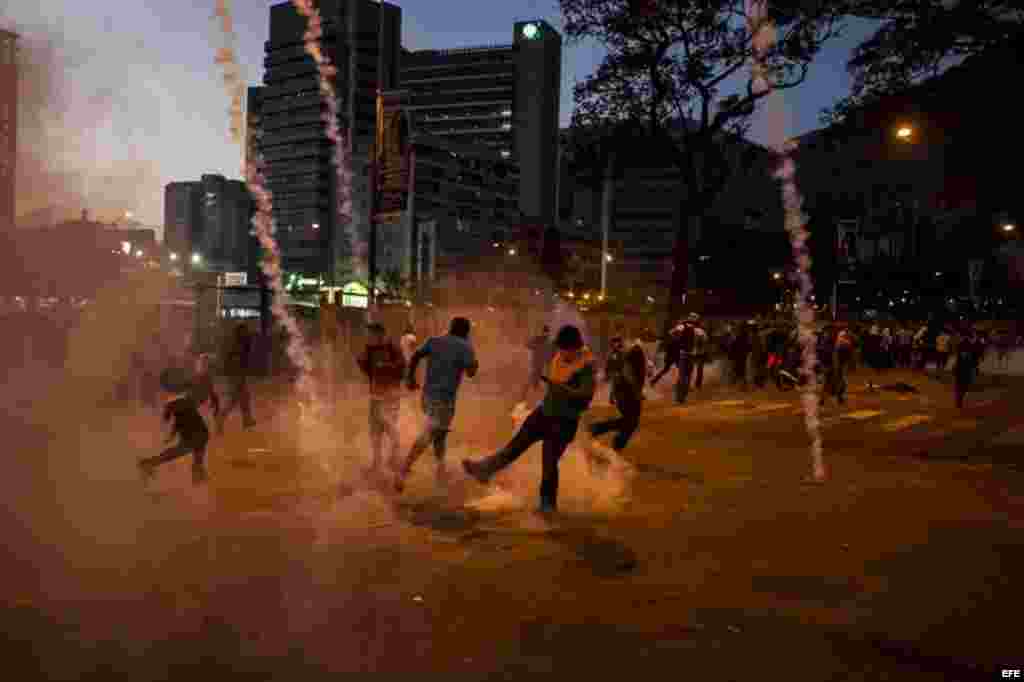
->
[5, 1, 877, 228]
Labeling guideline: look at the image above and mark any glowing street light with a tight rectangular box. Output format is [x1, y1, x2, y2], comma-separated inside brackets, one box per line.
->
[895, 125, 914, 141]
[192, 253, 202, 265]
[135, 249, 143, 258]
[169, 252, 178, 261]
[508, 248, 516, 256]
[772, 272, 782, 280]
[1003, 223, 1016, 233]
[605, 253, 613, 263]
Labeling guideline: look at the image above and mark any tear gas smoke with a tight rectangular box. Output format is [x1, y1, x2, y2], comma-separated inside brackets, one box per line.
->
[290, 0, 359, 277]
[211, 4, 319, 415]
[746, 0, 825, 481]
[212, 0, 246, 145]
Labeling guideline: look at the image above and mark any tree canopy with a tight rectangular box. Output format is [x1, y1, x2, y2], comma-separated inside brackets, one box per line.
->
[825, 1, 1024, 124]
[560, 0, 844, 322]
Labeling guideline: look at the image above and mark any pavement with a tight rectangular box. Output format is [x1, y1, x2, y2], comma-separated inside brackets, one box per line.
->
[3, 363, 1024, 679]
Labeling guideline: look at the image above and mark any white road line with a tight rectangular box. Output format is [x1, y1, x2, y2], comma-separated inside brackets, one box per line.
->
[881, 415, 933, 432]
[844, 409, 884, 421]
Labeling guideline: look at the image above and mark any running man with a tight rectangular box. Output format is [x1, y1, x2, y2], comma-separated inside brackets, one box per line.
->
[358, 322, 406, 477]
[139, 367, 210, 485]
[463, 325, 595, 516]
[589, 336, 646, 455]
[395, 317, 478, 492]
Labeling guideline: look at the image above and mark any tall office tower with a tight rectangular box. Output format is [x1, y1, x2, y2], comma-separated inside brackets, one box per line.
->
[0, 30, 18, 230]
[164, 175, 254, 274]
[260, 0, 401, 281]
[400, 19, 562, 225]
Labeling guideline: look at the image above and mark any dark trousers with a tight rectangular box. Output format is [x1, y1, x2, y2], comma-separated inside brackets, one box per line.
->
[221, 375, 253, 425]
[480, 407, 579, 509]
[955, 366, 975, 408]
[731, 354, 749, 388]
[650, 357, 678, 386]
[693, 356, 706, 390]
[142, 435, 209, 483]
[591, 390, 642, 451]
[675, 356, 695, 403]
[368, 399, 401, 468]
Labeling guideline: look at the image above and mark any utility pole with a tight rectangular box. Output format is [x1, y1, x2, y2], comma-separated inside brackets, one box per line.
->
[600, 151, 615, 300]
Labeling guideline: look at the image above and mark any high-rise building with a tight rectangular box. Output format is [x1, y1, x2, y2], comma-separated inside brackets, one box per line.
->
[400, 20, 562, 225]
[0, 30, 18, 230]
[164, 175, 254, 275]
[258, 0, 401, 280]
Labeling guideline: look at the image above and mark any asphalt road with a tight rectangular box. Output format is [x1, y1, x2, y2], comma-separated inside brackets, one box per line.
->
[2, 366, 1023, 679]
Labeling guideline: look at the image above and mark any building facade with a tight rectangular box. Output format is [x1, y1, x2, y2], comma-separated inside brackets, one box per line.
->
[558, 126, 785, 305]
[164, 175, 254, 275]
[254, 0, 402, 280]
[0, 30, 17, 230]
[400, 20, 561, 225]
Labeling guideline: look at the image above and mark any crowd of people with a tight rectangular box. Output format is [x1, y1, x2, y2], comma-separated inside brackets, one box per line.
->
[130, 309, 1021, 518]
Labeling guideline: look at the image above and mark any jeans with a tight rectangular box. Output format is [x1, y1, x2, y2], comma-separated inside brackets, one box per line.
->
[591, 389, 642, 451]
[479, 407, 579, 509]
[405, 398, 456, 471]
[675, 356, 695, 403]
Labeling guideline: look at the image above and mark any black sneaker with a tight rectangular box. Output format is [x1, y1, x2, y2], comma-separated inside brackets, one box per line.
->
[462, 459, 492, 485]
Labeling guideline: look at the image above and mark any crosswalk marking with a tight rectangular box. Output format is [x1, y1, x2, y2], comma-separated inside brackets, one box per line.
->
[753, 402, 792, 412]
[844, 409, 883, 421]
[882, 415, 933, 432]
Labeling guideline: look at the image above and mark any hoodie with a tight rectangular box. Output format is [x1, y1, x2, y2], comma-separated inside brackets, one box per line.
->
[541, 346, 596, 420]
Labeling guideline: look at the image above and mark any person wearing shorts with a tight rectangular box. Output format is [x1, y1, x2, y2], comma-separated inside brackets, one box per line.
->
[395, 317, 478, 492]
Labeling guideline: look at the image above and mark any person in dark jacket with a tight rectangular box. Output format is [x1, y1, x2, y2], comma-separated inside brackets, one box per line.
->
[589, 337, 645, 454]
[650, 322, 683, 388]
[139, 367, 211, 485]
[217, 323, 255, 433]
[954, 326, 983, 409]
[463, 325, 595, 515]
[730, 324, 753, 389]
[358, 323, 406, 475]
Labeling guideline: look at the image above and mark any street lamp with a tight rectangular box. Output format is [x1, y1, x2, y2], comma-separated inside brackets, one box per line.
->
[169, 252, 178, 262]
[1003, 223, 1016, 233]
[605, 253, 613, 263]
[772, 272, 782, 280]
[508, 248, 516, 256]
[192, 253, 202, 265]
[895, 125, 914, 141]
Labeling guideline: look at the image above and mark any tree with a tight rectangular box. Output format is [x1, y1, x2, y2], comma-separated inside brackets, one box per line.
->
[561, 0, 844, 327]
[825, 0, 1024, 124]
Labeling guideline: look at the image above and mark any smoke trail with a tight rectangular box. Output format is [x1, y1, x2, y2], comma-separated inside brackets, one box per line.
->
[746, 0, 825, 481]
[290, 0, 360, 278]
[212, 0, 245, 144]
[245, 151, 317, 406]
[212, 2, 318, 409]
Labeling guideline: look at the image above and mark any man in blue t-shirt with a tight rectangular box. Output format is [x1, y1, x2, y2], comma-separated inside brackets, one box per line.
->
[395, 317, 478, 492]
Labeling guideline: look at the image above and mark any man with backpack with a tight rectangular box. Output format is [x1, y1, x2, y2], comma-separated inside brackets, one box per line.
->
[589, 336, 646, 454]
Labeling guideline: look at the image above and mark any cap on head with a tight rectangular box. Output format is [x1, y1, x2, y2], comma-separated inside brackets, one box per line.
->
[555, 325, 584, 350]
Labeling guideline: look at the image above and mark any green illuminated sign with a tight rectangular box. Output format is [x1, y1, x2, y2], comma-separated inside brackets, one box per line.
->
[522, 23, 540, 40]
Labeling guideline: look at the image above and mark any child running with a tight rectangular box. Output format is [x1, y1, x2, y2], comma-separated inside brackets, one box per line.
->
[139, 367, 211, 485]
